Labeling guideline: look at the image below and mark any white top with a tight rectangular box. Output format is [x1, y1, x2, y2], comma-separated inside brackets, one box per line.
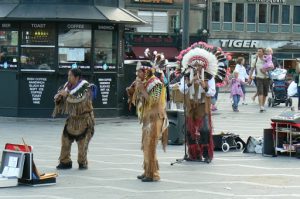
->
[179, 77, 216, 97]
[234, 64, 249, 82]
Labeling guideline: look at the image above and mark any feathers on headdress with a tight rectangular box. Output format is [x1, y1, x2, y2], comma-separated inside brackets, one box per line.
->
[144, 48, 168, 69]
[177, 41, 228, 83]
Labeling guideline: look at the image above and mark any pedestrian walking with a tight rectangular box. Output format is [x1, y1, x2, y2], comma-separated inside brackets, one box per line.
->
[234, 57, 248, 105]
[230, 71, 244, 112]
[249, 48, 270, 112]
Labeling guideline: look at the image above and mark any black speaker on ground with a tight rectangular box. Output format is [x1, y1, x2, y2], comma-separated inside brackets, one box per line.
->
[263, 128, 275, 156]
[167, 110, 185, 145]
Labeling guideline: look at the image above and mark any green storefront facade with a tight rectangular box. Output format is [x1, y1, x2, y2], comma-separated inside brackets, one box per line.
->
[0, 0, 144, 117]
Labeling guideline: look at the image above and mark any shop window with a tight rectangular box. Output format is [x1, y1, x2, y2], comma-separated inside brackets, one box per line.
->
[94, 29, 117, 71]
[212, 2, 220, 22]
[259, 4, 267, 23]
[294, 6, 300, 24]
[137, 11, 168, 33]
[20, 23, 56, 71]
[0, 31, 18, 70]
[270, 5, 279, 24]
[236, 3, 244, 23]
[58, 24, 92, 70]
[247, 4, 256, 23]
[282, 5, 290, 24]
[224, 3, 232, 22]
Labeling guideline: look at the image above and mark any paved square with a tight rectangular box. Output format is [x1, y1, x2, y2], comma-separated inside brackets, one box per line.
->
[0, 93, 300, 199]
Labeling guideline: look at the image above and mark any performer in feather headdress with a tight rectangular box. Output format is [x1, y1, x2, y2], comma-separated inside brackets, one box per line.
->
[177, 42, 227, 162]
[53, 68, 97, 170]
[126, 59, 168, 182]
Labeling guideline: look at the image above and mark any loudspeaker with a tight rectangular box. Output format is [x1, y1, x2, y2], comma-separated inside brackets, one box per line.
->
[263, 128, 275, 156]
[167, 110, 185, 145]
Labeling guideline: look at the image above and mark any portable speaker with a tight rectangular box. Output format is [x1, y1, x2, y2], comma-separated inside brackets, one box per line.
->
[263, 128, 275, 156]
[167, 110, 185, 145]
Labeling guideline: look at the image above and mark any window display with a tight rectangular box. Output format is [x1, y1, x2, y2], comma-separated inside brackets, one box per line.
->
[20, 23, 56, 70]
[0, 30, 18, 70]
[58, 24, 91, 69]
[94, 28, 117, 71]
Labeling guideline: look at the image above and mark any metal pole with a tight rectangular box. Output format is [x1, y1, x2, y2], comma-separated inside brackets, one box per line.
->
[203, 0, 208, 30]
[182, 0, 190, 50]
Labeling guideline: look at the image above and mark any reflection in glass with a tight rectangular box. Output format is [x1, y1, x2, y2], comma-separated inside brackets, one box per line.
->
[282, 5, 290, 24]
[212, 2, 220, 22]
[59, 29, 91, 47]
[259, 4, 267, 23]
[21, 48, 55, 70]
[236, 4, 244, 23]
[59, 48, 91, 69]
[270, 5, 279, 24]
[247, 4, 256, 23]
[94, 30, 117, 71]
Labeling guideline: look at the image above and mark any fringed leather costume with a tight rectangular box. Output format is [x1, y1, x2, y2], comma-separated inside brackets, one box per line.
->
[53, 80, 95, 168]
[127, 61, 168, 181]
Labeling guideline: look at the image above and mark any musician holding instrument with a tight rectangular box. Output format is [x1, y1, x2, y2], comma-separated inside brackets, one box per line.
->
[177, 42, 228, 162]
[53, 68, 96, 170]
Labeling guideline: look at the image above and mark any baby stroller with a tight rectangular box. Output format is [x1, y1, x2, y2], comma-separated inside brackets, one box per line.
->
[268, 68, 292, 107]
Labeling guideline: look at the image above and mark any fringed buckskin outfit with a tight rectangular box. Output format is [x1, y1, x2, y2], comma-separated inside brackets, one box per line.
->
[53, 80, 95, 168]
[177, 41, 228, 162]
[137, 75, 168, 181]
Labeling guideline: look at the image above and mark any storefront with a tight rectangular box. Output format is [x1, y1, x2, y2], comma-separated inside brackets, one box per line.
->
[208, 38, 300, 78]
[0, 3, 144, 118]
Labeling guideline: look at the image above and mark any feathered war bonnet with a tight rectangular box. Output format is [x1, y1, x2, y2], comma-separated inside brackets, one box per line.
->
[176, 41, 228, 83]
[144, 48, 169, 70]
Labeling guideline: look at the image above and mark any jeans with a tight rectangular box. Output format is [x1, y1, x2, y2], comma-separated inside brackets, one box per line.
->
[211, 87, 220, 105]
[232, 95, 240, 110]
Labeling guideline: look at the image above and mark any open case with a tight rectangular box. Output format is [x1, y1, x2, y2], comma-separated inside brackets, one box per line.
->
[0, 150, 25, 188]
[3, 143, 57, 187]
[18, 152, 57, 186]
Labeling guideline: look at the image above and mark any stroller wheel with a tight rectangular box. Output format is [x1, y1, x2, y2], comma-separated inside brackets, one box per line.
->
[222, 143, 230, 152]
[236, 141, 244, 151]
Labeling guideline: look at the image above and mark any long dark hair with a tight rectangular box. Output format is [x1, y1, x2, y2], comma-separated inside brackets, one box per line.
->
[70, 68, 82, 78]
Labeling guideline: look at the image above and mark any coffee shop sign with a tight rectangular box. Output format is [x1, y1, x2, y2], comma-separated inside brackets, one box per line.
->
[220, 39, 259, 48]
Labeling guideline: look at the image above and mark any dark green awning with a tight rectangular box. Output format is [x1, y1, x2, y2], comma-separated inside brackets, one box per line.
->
[0, 3, 145, 24]
[0, 4, 18, 18]
[96, 6, 146, 24]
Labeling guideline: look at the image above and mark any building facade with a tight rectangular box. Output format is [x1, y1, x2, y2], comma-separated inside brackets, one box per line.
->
[207, 0, 300, 74]
[0, 0, 144, 118]
[124, 0, 208, 61]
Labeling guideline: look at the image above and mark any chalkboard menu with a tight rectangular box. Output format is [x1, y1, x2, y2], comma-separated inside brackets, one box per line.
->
[94, 73, 117, 108]
[21, 23, 55, 45]
[19, 74, 57, 108]
[27, 77, 47, 105]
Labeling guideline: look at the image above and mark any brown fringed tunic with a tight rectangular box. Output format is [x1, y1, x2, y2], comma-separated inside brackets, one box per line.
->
[53, 80, 95, 166]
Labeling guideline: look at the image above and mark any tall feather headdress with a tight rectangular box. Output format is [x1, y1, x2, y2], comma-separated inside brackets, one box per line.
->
[177, 41, 227, 83]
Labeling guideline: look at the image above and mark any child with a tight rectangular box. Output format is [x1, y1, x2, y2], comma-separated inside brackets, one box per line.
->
[230, 71, 244, 112]
[261, 47, 274, 75]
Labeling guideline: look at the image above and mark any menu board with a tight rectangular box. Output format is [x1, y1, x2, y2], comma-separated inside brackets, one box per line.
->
[94, 73, 117, 108]
[21, 23, 55, 45]
[27, 77, 47, 105]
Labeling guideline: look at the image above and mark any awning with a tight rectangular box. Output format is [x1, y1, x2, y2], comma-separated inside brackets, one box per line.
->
[6, 4, 106, 21]
[131, 46, 179, 60]
[1, 4, 145, 24]
[96, 6, 146, 24]
[0, 4, 18, 18]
